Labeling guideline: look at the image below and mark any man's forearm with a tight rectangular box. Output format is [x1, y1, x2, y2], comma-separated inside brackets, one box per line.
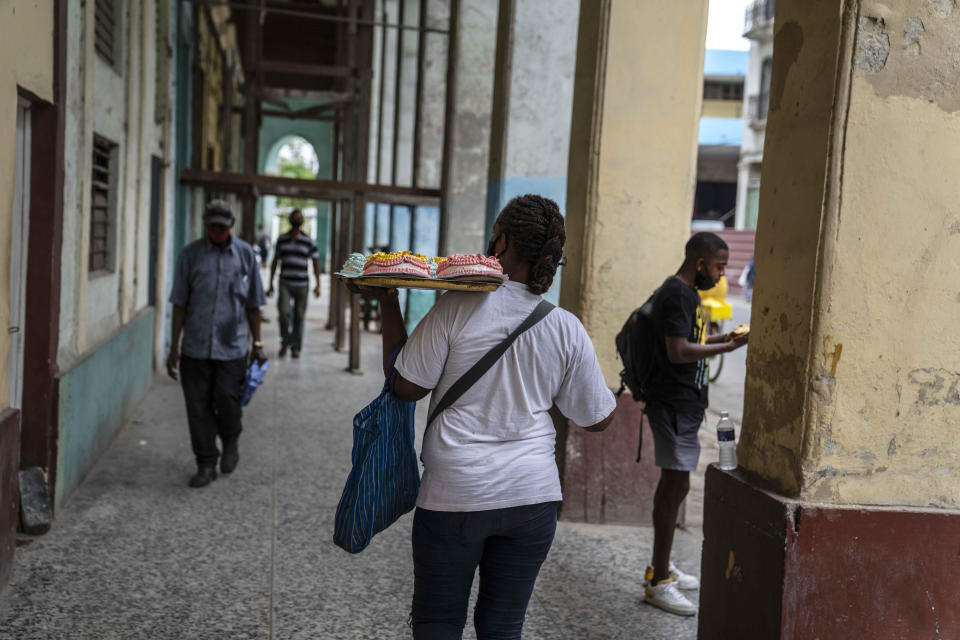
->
[268, 260, 278, 286]
[668, 340, 734, 364]
[246, 308, 262, 342]
[170, 306, 186, 350]
[313, 259, 323, 286]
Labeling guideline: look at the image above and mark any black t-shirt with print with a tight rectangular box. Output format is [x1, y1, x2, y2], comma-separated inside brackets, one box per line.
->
[645, 276, 709, 413]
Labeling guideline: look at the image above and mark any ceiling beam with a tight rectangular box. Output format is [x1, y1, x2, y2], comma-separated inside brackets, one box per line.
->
[258, 87, 354, 105]
[260, 109, 339, 122]
[183, 0, 450, 33]
[180, 169, 442, 207]
[260, 60, 354, 78]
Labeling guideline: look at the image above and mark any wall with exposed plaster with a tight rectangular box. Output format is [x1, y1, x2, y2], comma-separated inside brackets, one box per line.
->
[739, 0, 960, 507]
[54, 0, 177, 507]
[0, 1, 55, 409]
[562, 0, 709, 385]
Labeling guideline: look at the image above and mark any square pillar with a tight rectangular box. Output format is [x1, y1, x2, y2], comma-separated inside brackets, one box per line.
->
[702, 0, 960, 631]
[557, 0, 708, 523]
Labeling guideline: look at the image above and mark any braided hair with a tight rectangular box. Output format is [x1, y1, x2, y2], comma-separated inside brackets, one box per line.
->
[496, 194, 566, 295]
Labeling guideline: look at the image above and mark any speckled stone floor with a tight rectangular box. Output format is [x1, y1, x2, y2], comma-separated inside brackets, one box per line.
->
[0, 286, 708, 639]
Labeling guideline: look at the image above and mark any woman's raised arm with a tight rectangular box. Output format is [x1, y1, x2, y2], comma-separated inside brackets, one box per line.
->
[342, 281, 407, 375]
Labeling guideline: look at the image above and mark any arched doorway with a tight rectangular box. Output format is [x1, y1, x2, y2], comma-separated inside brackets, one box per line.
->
[260, 134, 332, 272]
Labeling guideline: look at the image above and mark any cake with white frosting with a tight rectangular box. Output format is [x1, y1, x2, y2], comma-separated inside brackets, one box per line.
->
[435, 254, 504, 281]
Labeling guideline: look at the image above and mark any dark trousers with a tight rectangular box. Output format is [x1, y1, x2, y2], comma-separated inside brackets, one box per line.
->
[179, 355, 246, 467]
[278, 283, 309, 350]
[411, 501, 558, 640]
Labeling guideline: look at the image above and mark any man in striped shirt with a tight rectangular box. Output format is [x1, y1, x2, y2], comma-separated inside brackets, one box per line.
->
[266, 209, 322, 358]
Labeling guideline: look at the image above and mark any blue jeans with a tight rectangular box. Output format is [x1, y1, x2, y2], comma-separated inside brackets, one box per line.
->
[410, 501, 558, 640]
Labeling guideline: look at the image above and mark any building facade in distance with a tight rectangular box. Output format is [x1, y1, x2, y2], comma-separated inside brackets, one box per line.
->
[735, 0, 775, 230]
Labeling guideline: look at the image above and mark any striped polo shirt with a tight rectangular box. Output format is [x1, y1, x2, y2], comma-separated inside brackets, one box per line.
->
[275, 231, 319, 287]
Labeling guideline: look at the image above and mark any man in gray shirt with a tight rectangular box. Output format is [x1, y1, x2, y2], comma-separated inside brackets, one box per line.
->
[167, 200, 267, 488]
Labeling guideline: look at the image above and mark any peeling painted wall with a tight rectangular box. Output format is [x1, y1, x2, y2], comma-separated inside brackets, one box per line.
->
[857, 0, 960, 110]
[0, 0, 55, 409]
[737, 0, 847, 497]
[487, 0, 578, 234]
[806, 96, 960, 506]
[61, 0, 174, 368]
[54, 1, 177, 507]
[444, 0, 497, 254]
[485, 0, 579, 304]
[562, 0, 708, 384]
[55, 310, 155, 508]
[740, 0, 960, 508]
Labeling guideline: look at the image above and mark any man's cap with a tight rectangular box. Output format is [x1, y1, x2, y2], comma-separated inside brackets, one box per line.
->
[204, 199, 234, 226]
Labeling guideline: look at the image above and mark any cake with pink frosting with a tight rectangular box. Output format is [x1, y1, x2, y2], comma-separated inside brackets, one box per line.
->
[362, 251, 432, 278]
[435, 254, 504, 281]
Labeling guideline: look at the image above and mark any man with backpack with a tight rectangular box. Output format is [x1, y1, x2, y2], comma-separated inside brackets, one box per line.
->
[621, 232, 748, 616]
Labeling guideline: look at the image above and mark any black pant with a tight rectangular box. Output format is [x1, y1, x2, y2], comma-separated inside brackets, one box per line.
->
[411, 502, 558, 640]
[179, 355, 246, 467]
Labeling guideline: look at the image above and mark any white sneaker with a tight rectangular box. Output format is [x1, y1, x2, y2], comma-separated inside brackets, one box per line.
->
[643, 578, 697, 616]
[669, 563, 700, 591]
[643, 564, 700, 591]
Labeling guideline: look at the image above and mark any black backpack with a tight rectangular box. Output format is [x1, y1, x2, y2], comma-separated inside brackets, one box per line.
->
[615, 289, 659, 402]
[615, 288, 661, 462]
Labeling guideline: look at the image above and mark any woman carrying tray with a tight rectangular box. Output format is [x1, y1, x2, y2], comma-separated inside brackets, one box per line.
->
[348, 194, 616, 639]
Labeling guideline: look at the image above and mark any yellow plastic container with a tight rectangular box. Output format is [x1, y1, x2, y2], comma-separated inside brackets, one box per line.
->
[699, 276, 733, 323]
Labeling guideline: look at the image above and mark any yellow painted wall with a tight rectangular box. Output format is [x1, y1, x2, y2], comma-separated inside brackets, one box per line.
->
[804, 90, 960, 508]
[736, 0, 844, 497]
[0, 1, 55, 408]
[702, 99, 742, 119]
[562, 0, 709, 384]
[739, 0, 960, 508]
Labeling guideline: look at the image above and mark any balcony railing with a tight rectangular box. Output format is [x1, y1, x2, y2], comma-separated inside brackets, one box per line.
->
[747, 94, 769, 123]
[744, 0, 776, 37]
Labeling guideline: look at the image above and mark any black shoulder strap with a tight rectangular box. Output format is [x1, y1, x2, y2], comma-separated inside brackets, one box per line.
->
[426, 299, 555, 428]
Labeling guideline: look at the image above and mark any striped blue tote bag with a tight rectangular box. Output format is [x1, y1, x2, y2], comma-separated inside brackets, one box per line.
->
[333, 362, 419, 553]
[332, 300, 553, 553]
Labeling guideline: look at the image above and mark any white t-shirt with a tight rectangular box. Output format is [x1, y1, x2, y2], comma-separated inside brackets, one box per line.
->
[396, 280, 616, 511]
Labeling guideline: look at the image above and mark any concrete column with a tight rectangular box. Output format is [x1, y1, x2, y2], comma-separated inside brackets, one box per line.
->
[733, 160, 750, 230]
[700, 1, 960, 636]
[557, 0, 708, 525]
[438, 0, 497, 255]
[561, 0, 708, 384]
[484, 0, 580, 302]
[483, 0, 515, 242]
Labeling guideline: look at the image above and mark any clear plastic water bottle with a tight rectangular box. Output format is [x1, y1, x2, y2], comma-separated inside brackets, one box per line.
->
[716, 411, 737, 470]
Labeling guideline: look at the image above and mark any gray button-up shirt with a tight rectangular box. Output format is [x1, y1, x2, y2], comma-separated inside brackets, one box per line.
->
[169, 236, 266, 361]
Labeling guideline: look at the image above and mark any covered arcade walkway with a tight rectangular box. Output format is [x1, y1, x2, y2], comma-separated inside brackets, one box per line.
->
[0, 289, 706, 639]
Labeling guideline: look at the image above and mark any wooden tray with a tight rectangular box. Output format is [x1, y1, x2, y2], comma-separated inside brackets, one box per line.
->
[335, 273, 501, 292]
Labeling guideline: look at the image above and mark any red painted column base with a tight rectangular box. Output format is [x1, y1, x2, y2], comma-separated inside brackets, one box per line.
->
[560, 393, 684, 527]
[0, 409, 21, 590]
[698, 465, 960, 639]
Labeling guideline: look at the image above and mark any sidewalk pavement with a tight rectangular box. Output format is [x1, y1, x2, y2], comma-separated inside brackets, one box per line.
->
[0, 284, 708, 639]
